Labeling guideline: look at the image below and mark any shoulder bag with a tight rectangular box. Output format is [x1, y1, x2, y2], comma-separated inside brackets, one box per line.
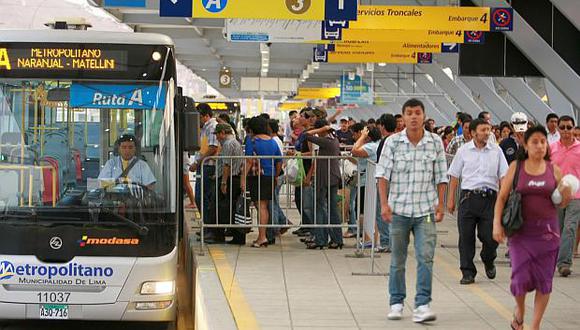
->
[502, 160, 524, 236]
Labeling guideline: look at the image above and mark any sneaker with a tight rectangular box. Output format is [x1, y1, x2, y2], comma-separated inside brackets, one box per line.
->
[412, 304, 436, 323]
[558, 265, 572, 277]
[387, 304, 404, 320]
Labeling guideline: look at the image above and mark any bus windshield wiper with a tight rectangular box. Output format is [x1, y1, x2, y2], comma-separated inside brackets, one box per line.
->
[99, 208, 149, 236]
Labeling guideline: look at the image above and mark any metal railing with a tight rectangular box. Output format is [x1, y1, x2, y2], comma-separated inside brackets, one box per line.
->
[198, 154, 363, 252]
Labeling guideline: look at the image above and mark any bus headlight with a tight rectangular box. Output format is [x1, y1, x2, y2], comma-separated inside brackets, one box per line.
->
[135, 300, 173, 310]
[140, 281, 174, 295]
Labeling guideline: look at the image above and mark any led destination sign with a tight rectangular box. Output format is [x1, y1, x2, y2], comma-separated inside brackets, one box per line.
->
[0, 46, 127, 72]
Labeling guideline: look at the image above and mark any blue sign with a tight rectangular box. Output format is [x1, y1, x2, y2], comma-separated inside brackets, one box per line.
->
[104, 0, 146, 7]
[441, 43, 459, 53]
[313, 47, 328, 63]
[321, 24, 342, 41]
[160, 0, 192, 17]
[202, 0, 228, 13]
[325, 0, 358, 21]
[465, 31, 485, 44]
[230, 33, 269, 42]
[105, 0, 146, 7]
[491, 7, 513, 31]
[70, 84, 167, 110]
[340, 74, 373, 105]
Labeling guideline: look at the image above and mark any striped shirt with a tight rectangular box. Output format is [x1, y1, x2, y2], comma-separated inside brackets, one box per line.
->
[446, 134, 466, 155]
[196, 118, 219, 166]
[376, 129, 449, 218]
[217, 136, 244, 178]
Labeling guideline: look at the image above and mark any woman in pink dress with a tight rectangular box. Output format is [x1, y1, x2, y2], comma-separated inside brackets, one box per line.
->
[493, 125, 572, 330]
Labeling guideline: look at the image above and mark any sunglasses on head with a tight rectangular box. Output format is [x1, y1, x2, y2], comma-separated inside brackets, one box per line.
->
[559, 125, 574, 131]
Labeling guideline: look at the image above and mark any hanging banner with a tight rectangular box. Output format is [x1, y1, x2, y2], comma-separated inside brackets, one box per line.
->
[190, 0, 357, 21]
[295, 87, 341, 100]
[350, 5, 491, 31]
[341, 28, 465, 43]
[340, 74, 373, 105]
[490, 7, 514, 31]
[331, 41, 442, 54]
[314, 47, 418, 64]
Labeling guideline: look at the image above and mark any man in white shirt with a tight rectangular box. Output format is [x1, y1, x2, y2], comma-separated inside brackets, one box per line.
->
[447, 119, 509, 285]
[546, 113, 560, 145]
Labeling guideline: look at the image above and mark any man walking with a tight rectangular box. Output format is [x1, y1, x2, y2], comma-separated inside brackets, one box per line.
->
[377, 99, 448, 323]
[550, 115, 580, 277]
[447, 119, 509, 284]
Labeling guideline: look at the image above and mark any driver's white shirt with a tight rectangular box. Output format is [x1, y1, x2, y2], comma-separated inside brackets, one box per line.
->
[98, 156, 156, 186]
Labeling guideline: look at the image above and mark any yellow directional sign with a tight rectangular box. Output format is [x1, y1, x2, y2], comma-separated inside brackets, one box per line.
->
[278, 101, 308, 110]
[326, 50, 418, 64]
[192, 0, 338, 21]
[333, 41, 442, 54]
[295, 87, 341, 100]
[341, 28, 464, 43]
[350, 5, 491, 31]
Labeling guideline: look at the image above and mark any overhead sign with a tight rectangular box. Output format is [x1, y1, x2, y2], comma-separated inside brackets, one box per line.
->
[219, 68, 232, 88]
[0, 46, 127, 72]
[160, 0, 193, 17]
[441, 43, 459, 53]
[295, 87, 341, 100]
[340, 74, 373, 105]
[341, 28, 465, 43]
[464, 31, 485, 44]
[417, 53, 433, 64]
[490, 7, 513, 31]
[70, 83, 167, 110]
[279, 101, 308, 111]
[182, 0, 357, 21]
[104, 0, 146, 7]
[332, 41, 442, 54]
[350, 5, 491, 31]
[314, 47, 418, 64]
[226, 19, 323, 43]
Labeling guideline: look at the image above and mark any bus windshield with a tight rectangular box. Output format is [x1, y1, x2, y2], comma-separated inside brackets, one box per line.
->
[0, 79, 177, 257]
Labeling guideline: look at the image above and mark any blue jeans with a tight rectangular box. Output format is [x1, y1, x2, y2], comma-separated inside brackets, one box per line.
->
[267, 179, 288, 240]
[348, 185, 358, 232]
[195, 165, 216, 225]
[301, 186, 315, 227]
[375, 191, 390, 248]
[314, 185, 343, 246]
[389, 213, 437, 307]
[557, 199, 580, 268]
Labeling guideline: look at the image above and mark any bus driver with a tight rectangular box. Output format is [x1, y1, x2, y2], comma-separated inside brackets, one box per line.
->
[98, 134, 156, 189]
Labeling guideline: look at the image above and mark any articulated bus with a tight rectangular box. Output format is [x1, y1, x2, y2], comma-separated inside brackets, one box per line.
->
[0, 30, 190, 326]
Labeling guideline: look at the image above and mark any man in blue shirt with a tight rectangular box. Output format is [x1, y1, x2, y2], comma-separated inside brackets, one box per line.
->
[98, 134, 156, 188]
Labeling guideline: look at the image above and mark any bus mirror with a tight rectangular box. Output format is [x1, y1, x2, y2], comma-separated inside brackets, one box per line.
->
[181, 96, 200, 152]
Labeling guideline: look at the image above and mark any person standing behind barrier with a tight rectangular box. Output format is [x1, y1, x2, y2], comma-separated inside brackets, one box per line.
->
[241, 116, 282, 248]
[190, 103, 219, 237]
[303, 119, 343, 249]
[447, 119, 509, 285]
[267, 119, 290, 244]
[292, 108, 317, 238]
[376, 98, 448, 323]
[374, 114, 397, 253]
[214, 124, 245, 245]
[351, 126, 382, 249]
[550, 115, 580, 277]
[446, 115, 473, 156]
[493, 125, 571, 330]
[343, 123, 367, 239]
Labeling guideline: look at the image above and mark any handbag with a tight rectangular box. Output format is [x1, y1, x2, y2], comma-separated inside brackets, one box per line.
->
[502, 160, 524, 236]
[234, 193, 252, 232]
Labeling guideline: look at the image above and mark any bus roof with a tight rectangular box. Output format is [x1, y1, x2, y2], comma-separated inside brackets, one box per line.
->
[0, 30, 174, 46]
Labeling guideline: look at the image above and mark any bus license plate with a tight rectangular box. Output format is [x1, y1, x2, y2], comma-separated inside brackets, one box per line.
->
[39, 304, 69, 320]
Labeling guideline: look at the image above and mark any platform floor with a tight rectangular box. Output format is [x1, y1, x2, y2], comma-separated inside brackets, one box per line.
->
[200, 214, 580, 330]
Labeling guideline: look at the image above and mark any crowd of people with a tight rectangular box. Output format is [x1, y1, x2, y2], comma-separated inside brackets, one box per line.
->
[188, 100, 580, 328]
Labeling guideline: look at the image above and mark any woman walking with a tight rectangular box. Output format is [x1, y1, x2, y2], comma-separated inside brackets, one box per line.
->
[493, 125, 572, 330]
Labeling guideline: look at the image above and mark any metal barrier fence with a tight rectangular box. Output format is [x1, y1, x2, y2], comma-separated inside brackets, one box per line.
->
[198, 155, 364, 251]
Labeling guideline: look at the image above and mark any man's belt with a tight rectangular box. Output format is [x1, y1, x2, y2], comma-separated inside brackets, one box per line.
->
[462, 188, 496, 198]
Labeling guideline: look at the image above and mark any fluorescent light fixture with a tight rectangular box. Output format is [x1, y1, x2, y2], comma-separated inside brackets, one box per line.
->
[141, 281, 174, 295]
[378, 62, 387, 67]
[312, 62, 320, 69]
